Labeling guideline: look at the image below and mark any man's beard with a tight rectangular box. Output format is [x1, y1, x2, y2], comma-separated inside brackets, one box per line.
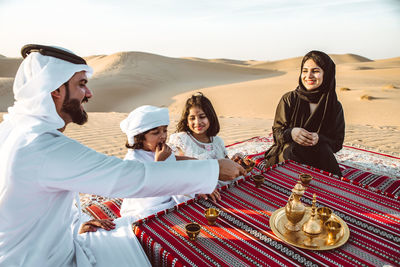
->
[61, 82, 89, 125]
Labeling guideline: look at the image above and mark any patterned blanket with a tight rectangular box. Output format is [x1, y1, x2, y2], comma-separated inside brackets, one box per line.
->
[225, 136, 400, 179]
[81, 136, 400, 220]
[134, 161, 400, 266]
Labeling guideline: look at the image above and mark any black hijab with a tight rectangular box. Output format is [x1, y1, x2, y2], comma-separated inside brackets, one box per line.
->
[292, 51, 339, 134]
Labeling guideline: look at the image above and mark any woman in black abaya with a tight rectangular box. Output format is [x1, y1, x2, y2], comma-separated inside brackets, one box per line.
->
[265, 50, 345, 176]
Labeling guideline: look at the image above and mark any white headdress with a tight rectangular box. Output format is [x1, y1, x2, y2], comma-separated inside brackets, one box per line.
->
[120, 105, 170, 146]
[0, 45, 93, 148]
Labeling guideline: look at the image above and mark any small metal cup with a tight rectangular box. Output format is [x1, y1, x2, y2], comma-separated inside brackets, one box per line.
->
[299, 173, 313, 186]
[243, 159, 256, 172]
[185, 223, 201, 241]
[317, 207, 332, 223]
[325, 221, 342, 244]
[204, 208, 220, 225]
[234, 155, 255, 173]
[252, 175, 265, 188]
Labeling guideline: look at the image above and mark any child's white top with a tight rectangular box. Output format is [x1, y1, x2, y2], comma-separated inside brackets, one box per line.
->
[169, 132, 232, 187]
[124, 148, 176, 162]
[169, 132, 228, 160]
[120, 149, 188, 219]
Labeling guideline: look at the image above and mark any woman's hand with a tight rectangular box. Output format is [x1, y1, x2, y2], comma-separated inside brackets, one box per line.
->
[198, 188, 221, 203]
[291, 128, 318, 146]
[79, 219, 116, 234]
[155, 143, 172, 161]
[310, 132, 319, 146]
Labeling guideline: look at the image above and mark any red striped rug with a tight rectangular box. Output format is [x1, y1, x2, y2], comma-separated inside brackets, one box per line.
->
[134, 161, 400, 266]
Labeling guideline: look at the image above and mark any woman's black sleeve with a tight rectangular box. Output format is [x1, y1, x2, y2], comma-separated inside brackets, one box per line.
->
[318, 103, 345, 153]
[271, 93, 294, 146]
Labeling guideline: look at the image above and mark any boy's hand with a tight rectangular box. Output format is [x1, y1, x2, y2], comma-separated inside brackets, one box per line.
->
[198, 188, 221, 203]
[155, 143, 172, 161]
[79, 219, 115, 234]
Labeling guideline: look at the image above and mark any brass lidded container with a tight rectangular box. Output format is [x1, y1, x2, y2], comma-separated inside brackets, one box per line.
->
[284, 181, 306, 231]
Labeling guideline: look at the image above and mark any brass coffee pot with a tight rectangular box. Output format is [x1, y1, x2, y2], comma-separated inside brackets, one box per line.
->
[302, 194, 322, 247]
[285, 181, 306, 231]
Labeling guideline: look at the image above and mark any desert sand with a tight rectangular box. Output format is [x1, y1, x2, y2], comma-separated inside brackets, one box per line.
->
[1, 52, 399, 158]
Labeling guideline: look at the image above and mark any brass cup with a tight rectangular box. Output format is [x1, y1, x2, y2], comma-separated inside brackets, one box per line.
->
[237, 157, 255, 172]
[325, 221, 341, 245]
[244, 159, 256, 172]
[204, 208, 220, 225]
[231, 153, 244, 162]
[299, 173, 313, 186]
[317, 207, 332, 223]
[252, 175, 265, 188]
[185, 223, 201, 241]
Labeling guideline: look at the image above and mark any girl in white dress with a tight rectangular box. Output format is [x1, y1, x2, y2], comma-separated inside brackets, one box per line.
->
[119, 105, 192, 220]
[169, 93, 232, 192]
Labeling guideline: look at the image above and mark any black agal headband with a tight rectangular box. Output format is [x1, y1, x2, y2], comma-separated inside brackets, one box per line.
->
[21, 44, 87, 65]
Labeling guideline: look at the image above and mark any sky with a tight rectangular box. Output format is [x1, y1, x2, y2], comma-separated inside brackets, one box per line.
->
[0, 0, 399, 61]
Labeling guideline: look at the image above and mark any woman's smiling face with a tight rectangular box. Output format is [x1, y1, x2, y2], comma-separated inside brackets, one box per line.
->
[301, 59, 324, 91]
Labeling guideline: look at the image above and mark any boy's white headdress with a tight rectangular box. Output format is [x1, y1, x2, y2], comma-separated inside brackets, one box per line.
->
[120, 105, 170, 146]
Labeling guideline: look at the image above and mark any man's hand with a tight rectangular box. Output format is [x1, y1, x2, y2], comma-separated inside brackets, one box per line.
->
[218, 159, 246, 181]
[155, 143, 172, 161]
[198, 188, 221, 203]
[79, 219, 116, 234]
[291, 127, 318, 146]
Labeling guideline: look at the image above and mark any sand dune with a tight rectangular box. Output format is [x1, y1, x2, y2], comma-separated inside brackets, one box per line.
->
[0, 78, 14, 109]
[83, 51, 277, 112]
[340, 57, 400, 71]
[183, 57, 259, 66]
[251, 53, 372, 70]
[252, 57, 303, 70]
[87, 52, 272, 79]
[0, 57, 22, 110]
[0, 52, 277, 112]
[328, 53, 372, 64]
[0, 57, 22, 78]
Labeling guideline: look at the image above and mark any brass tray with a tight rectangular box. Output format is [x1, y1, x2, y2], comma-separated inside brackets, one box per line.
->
[270, 207, 350, 250]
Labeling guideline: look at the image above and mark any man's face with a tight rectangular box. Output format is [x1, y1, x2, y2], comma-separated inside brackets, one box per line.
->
[61, 71, 92, 125]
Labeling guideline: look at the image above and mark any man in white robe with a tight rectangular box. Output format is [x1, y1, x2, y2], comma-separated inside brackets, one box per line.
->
[0, 44, 244, 267]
